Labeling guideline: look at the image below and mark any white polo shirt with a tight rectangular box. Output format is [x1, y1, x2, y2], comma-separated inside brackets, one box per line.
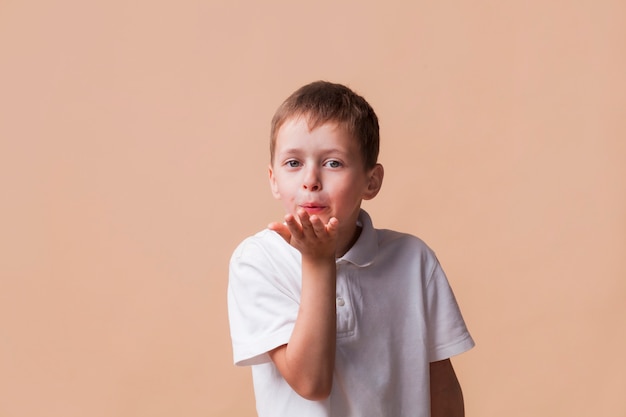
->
[228, 210, 474, 417]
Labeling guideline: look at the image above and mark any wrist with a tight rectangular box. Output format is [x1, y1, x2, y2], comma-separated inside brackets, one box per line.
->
[301, 256, 336, 289]
[301, 254, 336, 270]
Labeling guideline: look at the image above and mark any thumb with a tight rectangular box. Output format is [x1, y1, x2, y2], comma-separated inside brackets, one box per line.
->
[268, 222, 292, 243]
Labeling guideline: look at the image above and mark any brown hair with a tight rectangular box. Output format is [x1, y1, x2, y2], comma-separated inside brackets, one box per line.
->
[270, 81, 380, 170]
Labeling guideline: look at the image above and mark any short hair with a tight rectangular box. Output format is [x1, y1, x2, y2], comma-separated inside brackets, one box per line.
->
[270, 81, 380, 170]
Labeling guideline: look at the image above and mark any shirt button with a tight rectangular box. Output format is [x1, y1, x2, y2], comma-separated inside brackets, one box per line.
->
[336, 296, 345, 307]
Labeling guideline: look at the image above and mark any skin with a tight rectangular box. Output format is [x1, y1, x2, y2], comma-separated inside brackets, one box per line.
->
[268, 118, 383, 257]
[266, 117, 464, 413]
[430, 359, 465, 417]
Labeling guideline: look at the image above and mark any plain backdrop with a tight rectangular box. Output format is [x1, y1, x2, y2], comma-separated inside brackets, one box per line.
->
[1, 1, 625, 416]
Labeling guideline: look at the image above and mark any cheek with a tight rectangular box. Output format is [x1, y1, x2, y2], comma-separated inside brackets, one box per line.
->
[275, 182, 297, 202]
[330, 184, 364, 208]
[333, 175, 366, 195]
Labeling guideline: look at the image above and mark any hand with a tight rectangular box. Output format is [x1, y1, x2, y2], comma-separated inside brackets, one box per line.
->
[268, 209, 339, 259]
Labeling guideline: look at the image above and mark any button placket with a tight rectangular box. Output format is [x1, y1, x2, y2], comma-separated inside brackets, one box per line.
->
[335, 266, 355, 337]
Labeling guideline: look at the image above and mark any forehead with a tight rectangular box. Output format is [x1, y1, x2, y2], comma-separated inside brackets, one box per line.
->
[275, 116, 358, 151]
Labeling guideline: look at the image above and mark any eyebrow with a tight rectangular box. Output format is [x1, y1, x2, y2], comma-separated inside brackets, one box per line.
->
[277, 148, 351, 158]
[276, 148, 301, 157]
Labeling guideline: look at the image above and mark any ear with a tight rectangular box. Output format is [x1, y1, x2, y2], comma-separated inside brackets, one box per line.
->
[268, 164, 281, 199]
[363, 163, 384, 200]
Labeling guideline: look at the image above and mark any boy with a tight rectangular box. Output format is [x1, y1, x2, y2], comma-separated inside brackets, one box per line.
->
[228, 81, 474, 417]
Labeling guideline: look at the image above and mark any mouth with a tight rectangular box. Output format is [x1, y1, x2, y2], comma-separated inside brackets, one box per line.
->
[298, 204, 328, 214]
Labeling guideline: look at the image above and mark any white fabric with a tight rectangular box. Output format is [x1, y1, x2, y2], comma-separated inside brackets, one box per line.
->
[228, 210, 474, 417]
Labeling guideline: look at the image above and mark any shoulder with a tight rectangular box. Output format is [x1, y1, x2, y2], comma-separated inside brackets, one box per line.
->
[231, 228, 294, 262]
[376, 227, 436, 257]
[371, 227, 441, 276]
[354, 211, 440, 271]
[229, 228, 301, 288]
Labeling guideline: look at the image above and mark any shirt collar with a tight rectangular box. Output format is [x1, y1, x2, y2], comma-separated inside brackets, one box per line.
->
[337, 209, 378, 267]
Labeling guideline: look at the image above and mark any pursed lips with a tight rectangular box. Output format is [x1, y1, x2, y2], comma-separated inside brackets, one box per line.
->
[299, 203, 327, 213]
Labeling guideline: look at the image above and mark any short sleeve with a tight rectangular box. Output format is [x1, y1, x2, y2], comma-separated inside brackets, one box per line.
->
[227, 234, 301, 366]
[425, 260, 475, 362]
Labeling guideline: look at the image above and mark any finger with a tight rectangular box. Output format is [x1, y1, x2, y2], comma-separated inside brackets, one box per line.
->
[284, 213, 304, 239]
[326, 217, 339, 237]
[267, 222, 292, 243]
[296, 209, 313, 232]
[308, 215, 326, 236]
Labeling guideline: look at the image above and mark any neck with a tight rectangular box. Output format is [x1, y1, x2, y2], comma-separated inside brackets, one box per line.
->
[336, 224, 362, 258]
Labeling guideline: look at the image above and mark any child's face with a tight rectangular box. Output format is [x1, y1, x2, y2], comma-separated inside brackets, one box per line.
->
[269, 117, 382, 249]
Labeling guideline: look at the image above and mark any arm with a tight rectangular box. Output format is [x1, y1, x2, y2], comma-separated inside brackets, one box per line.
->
[430, 359, 465, 417]
[267, 210, 338, 401]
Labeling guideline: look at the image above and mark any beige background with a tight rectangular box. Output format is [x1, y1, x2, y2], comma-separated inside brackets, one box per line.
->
[1, 1, 625, 416]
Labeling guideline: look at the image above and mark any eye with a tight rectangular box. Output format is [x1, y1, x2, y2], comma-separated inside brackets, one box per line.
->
[324, 160, 342, 168]
[285, 160, 301, 168]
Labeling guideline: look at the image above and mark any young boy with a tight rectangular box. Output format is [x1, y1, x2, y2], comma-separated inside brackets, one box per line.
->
[228, 81, 474, 417]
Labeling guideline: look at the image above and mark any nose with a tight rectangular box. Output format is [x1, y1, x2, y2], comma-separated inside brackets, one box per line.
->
[302, 166, 322, 191]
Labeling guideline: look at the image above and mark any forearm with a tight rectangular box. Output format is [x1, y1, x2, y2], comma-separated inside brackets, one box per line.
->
[430, 359, 465, 417]
[269, 256, 337, 400]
